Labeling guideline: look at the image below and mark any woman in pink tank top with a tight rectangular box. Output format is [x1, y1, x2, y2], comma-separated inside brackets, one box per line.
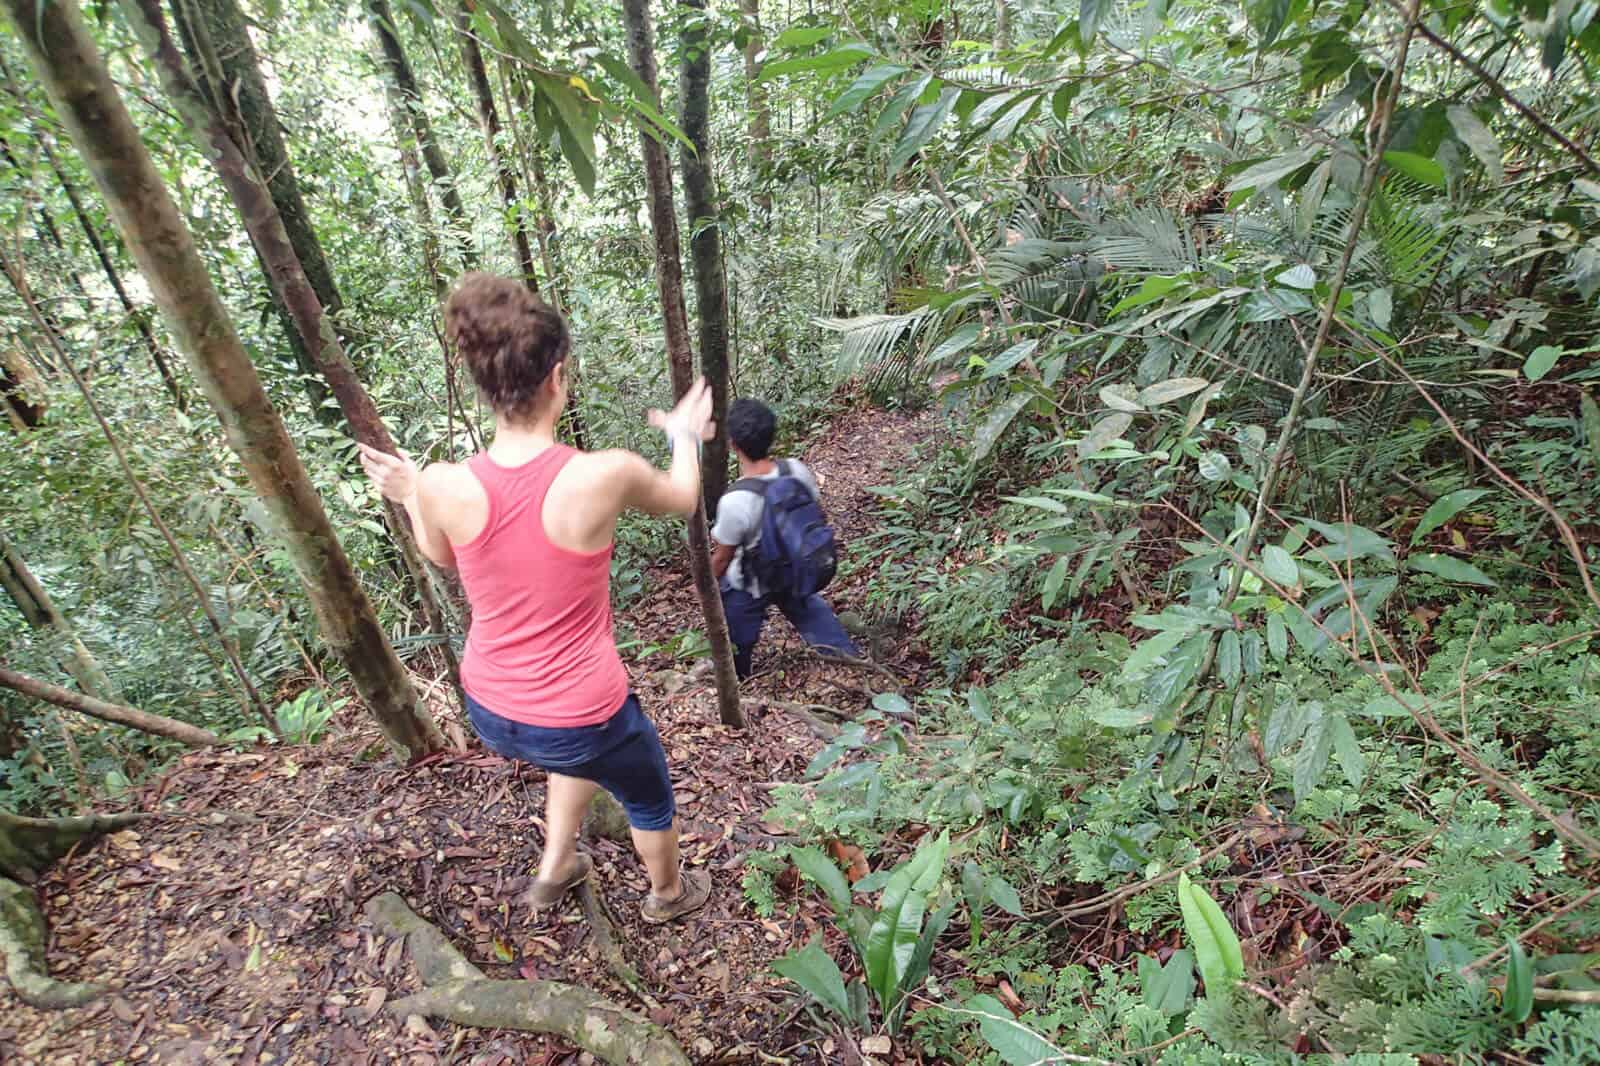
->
[359, 274, 712, 924]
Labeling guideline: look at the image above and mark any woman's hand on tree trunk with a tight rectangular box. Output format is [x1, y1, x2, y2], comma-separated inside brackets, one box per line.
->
[358, 442, 419, 503]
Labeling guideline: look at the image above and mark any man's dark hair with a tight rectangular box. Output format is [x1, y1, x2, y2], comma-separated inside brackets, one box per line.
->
[445, 272, 570, 422]
[727, 398, 777, 460]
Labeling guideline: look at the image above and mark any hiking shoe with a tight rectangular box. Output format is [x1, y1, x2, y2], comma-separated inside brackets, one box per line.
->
[527, 853, 592, 911]
[641, 868, 711, 924]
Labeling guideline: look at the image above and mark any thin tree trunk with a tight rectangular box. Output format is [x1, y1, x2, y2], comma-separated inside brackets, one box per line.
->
[452, 1, 538, 291]
[3, 248, 277, 732]
[126, 0, 465, 689]
[622, 0, 743, 729]
[170, 0, 367, 361]
[739, 0, 772, 216]
[0, 668, 218, 746]
[365, 0, 479, 272]
[376, 39, 450, 305]
[1, 345, 46, 429]
[995, 0, 1010, 48]
[38, 133, 188, 411]
[2, 0, 446, 758]
[679, 0, 731, 514]
[0, 527, 120, 702]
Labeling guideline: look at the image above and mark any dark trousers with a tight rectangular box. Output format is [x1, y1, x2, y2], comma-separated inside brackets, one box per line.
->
[720, 579, 859, 679]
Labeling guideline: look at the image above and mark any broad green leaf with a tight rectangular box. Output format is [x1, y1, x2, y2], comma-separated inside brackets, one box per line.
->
[892, 896, 958, 1032]
[1224, 149, 1317, 192]
[1198, 451, 1232, 481]
[1108, 273, 1184, 317]
[1383, 150, 1446, 189]
[1092, 706, 1154, 729]
[773, 937, 852, 1021]
[1042, 555, 1069, 612]
[961, 860, 986, 920]
[1328, 713, 1364, 789]
[973, 391, 1033, 462]
[790, 846, 852, 914]
[1138, 377, 1210, 406]
[756, 43, 875, 82]
[1267, 611, 1288, 660]
[1295, 517, 1396, 563]
[872, 75, 933, 141]
[1368, 287, 1393, 330]
[865, 831, 948, 1011]
[873, 692, 913, 717]
[1080, 0, 1114, 43]
[1051, 81, 1081, 121]
[1217, 630, 1242, 687]
[988, 874, 1024, 917]
[1447, 105, 1504, 184]
[1524, 345, 1565, 382]
[1583, 393, 1600, 467]
[771, 24, 834, 48]
[1276, 264, 1316, 290]
[1410, 488, 1490, 544]
[1262, 544, 1299, 586]
[1099, 383, 1143, 412]
[982, 340, 1039, 379]
[1294, 715, 1334, 800]
[966, 994, 1067, 1065]
[1078, 412, 1133, 457]
[1178, 873, 1244, 998]
[1505, 940, 1534, 1023]
[1247, 0, 1294, 46]
[825, 64, 908, 120]
[1140, 948, 1196, 1015]
[888, 88, 960, 174]
[1407, 553, 1496, 586]
[927, 323, 983, 366]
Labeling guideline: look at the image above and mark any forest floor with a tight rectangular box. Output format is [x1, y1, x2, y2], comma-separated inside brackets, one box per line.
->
[0, 402, 944, 1066]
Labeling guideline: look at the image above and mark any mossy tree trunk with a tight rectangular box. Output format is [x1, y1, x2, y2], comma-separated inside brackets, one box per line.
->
[622, 0, 743, 729]
[1, 0, 446, 757]
[679, 0, 731, 515]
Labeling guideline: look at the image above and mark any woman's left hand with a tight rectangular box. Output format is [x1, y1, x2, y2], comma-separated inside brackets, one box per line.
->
[358, 442, 419, 503]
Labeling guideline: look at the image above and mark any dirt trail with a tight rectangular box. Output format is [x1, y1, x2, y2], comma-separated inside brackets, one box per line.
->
[0, 403, 940, 1065]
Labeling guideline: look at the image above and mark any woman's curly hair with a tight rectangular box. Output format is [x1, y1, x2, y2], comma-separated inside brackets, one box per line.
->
[445, 273, 570, 422]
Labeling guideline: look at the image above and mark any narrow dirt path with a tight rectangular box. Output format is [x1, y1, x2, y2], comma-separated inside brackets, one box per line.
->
[0, 402, 942, 1065]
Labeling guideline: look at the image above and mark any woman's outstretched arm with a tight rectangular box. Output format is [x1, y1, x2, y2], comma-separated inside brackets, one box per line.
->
[358, 443, 460, 569]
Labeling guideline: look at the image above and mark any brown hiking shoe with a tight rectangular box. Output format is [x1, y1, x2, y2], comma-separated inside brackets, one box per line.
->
[641, 868, 711, 924]
[527, 853, 592, 911]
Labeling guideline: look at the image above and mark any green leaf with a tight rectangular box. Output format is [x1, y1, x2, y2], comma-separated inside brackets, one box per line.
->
[1267, 611, 1288, 660]
[1328, 713, 1364, 790]
[872, 692, 913, 717]
[1410, 488, 1490, 545]
[1294, 715, 1334, 801]
[1078, 412, 1134, 458]
[1138, 377, 1210, 406]
[790, 846, 853, 915]
[1407, 553, 1496, 586]
[1121, 629, 1190, 681]
[1217, 630, 1242, 687]
[1140, 948, 1196, 1015]
[1505, 939, 1534, 1023]
[1368, 287, 1393, 330]
[1178, 873, 1244, 999]
[825, 64, 909, 120]
[1383, 150, 1446, 189]
[865, 832, 949, 1011]
[1262, 544, 1299, 586]
[1224, 149, 1317, 192]
[756, 43, 875, 82]
[888, 87, 960, 174]
[1108, 274, 1184, 317]
[973, 391, 1033, 462]
[965, 995, 1067, 1065]
[988, 874, 1024, 917]
[1276, 264, 1316, 290]
[1050, 81, 1081, 121]
[871, 75, 932, 141]
[982, 340, 1039, 380]
[773, 937, 853, 1021]
[771, 24, 834, 48]
[1099, 383, 1143, 412]
[1447, 105, 1503, 184]
[1524, 345, 1565, 382]
[1092, 706, 1154, 729]
[927, 323, 983, 366]
[1583, 394, 1600, 468]
[1198, 451, 1232, 481]
[1247, 0, 1295, 46]
[1080, 0, 1113, 43]
[1041, 555, 1069, 612]
[892, 896, 958, 1032]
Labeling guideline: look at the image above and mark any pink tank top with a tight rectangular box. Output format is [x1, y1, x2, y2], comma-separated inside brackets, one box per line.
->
[454, 446, 628, 727]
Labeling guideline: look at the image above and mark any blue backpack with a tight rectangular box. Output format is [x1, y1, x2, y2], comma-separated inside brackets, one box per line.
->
[732, 460, 838, 599]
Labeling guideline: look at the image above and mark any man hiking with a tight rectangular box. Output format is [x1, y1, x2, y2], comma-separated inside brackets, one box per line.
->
[359, 273, 712, 924]
[710, 398, 859, 680]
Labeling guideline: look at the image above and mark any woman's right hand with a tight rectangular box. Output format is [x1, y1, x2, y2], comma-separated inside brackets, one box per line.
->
[357, 442, 419, 503]
[647, 378, 715, 443]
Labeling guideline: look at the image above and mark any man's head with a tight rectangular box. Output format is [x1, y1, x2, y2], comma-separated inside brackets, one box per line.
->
[445, 273, 570, 425]
[727, 398, 777, 461]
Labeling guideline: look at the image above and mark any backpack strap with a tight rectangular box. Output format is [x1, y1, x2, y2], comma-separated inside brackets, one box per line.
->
[729, 476, 772, 496]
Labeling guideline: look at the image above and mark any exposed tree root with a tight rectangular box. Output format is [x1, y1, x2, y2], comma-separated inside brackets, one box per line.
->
[365, 892, 688, 1066]
[1, 810, 152, 883]
[1, 875, 102, 1008]
[756, 700, 845, 740]
[576, 880, 659, 1011]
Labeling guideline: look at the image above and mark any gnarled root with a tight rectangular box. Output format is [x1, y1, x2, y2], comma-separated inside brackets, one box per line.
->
[365, 892, 688, 1066]
[1, 875, 101, 1009]
[576, 880, 658, 1011]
